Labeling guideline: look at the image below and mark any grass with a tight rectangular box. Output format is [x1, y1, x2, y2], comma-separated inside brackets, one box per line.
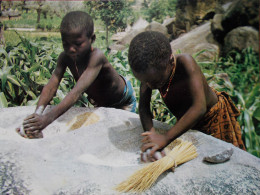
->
[3, 10, 63, 31]
[4, 30, 61, 46]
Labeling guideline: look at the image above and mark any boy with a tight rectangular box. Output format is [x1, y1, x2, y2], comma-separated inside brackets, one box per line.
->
[128, 31, 245, 161]
[17, 11, 136, 139]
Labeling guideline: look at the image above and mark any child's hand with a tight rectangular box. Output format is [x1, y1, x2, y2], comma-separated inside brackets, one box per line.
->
[21, 113, 49, 139]
[141, 149, 166, 162]
[141, 128, 169, 161]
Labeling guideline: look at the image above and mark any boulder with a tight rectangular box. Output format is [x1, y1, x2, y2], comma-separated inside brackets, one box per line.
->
[131, 17, 149, 30]
[221, 0, 259, 33]
[223, 26, 259, 55]
[211, 14, 225, 43]
[175, 0, 222, 32]
[171, 22, 219, 62]
[109, 18, 149, 52]
[163, 17, 176, 35]
[0, 106, 260, 194]
[145, 21, 169, 37]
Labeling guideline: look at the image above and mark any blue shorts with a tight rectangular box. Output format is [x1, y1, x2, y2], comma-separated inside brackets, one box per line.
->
[110, 76, 136, 113]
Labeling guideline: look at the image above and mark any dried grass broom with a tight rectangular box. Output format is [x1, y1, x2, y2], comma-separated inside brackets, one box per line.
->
[115, 139, 198, 193]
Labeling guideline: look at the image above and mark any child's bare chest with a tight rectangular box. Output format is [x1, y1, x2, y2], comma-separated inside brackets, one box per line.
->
[162, 78, 193, 118]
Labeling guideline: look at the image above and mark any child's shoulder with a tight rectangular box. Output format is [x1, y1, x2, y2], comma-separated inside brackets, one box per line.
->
[175, 53, 194, 63]
[91, 47, 108, 62]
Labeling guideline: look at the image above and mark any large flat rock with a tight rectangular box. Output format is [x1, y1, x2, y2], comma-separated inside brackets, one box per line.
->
[0, 106, 259, 194]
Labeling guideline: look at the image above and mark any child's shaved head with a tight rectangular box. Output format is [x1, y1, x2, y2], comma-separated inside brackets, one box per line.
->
[60, 11, 94, 38]
[128, 31, 172, 73]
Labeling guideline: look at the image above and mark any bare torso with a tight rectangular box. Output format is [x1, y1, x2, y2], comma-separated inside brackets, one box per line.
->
[161, 54, 217, 120]
[64, 48, 125, 107]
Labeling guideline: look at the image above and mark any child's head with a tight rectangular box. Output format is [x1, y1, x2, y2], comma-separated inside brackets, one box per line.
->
[60, 11, 95, 60]
[60, 11, 94, 38]
[128, 31, 174, 89]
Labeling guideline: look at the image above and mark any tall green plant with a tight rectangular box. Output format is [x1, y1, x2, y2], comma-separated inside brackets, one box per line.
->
[0, 32, 73, 107]
[200, 48, 260, 157]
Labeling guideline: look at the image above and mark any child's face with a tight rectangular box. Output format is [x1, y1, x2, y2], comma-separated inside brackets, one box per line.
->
[132, 64, 172, 89]
[61, 30, 94, 61]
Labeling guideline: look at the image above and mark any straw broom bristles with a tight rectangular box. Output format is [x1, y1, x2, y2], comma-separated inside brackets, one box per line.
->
[115, 139, 198, 193]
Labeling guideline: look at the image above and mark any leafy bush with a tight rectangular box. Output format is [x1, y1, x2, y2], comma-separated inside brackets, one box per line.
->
[197, 48, 260, 157]
[0, 32, 69, 107]
[142, 0, 177, 23]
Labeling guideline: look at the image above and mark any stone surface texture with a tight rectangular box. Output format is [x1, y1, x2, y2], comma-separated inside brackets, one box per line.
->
[0, 106, 260, 195]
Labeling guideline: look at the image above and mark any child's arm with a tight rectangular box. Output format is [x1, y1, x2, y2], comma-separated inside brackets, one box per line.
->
[139, 82, 153, 131]
[142, 54, 208, 157]
[20, 54, 66, 138]
[23, 51, 104, 138]
[139, 82, 169, 161]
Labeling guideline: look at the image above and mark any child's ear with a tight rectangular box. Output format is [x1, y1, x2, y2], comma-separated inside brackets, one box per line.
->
[91, 34, 96, 43]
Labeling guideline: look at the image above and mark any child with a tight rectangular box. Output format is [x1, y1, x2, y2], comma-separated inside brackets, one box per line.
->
[17, 11, 136, 139]
[128, 31, 245, 161]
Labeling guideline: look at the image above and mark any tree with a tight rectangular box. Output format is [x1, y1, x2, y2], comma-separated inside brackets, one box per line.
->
[85, 0, 134, 48]
[142, 0, 177, 23]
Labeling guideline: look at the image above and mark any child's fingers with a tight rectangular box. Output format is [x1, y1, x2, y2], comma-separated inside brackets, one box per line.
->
[141, 136, 150, 143]
[141, 131, 151, 136]
[28, 132, 43, 139]
[24, 114, 36, 121]
[23, 117, 38, 125]
[141, 142, 158, 152]
[149, 144, 160, 158]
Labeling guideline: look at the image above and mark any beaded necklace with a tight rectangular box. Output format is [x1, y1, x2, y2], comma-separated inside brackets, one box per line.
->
[160, 55, 176, 98]
[74, 60, 80, 78]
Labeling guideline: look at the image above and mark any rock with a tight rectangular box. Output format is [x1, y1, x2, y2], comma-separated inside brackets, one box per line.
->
[193, 43, 219, 62]
[131, 17, 149, 30]
[203, 148, 233, 163]
[211, 14, 225, 43]
[171, 22, 220, 62]
[221, 0, 259, 32]
[110, 32, 128, 41]
[223, 26, 259, 55]
[108, 43, 126, 53]
[175, 0, 221, 32]
[117, 29, 145, 46]
[109, 18, 149, 52]
[0, 106, 260, 194]
[145, 21, 169, 37]
[163, 17, 176, 35]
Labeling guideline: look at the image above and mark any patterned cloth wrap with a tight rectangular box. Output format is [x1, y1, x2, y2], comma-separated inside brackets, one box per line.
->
[194, 89, 246, 150]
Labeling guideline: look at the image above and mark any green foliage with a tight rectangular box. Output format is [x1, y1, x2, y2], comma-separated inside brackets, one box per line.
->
[142, 0, 177, 23]
[0, 32, 69, 107]
[4, 30, 61, 47]
[85, 0, 134, 47]
[85, 0, 134, 32]
[3, 11, 62, 31]
[199, 48, 260, 157]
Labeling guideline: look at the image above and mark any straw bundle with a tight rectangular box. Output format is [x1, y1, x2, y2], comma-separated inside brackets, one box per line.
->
[115, 139, 198, 193]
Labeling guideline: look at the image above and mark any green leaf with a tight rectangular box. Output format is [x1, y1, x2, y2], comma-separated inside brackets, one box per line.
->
[7, 75, 21, 87]
[253, 106, 260, 121]
[27, 91, 37, 99]
[0, 92, 8, 108]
